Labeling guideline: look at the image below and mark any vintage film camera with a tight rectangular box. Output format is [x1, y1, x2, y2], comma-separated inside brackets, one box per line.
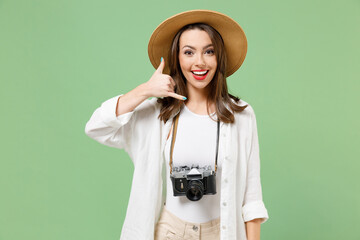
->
[170, 164, 216, 201]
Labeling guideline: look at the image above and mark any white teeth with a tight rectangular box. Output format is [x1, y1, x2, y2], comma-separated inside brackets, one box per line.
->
[192, 70, 208, 76]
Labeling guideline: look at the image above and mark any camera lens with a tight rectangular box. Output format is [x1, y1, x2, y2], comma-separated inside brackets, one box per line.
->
[186, 180, 204, 201]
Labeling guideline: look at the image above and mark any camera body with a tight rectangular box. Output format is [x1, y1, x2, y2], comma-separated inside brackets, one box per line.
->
[170, 164, 216, 201]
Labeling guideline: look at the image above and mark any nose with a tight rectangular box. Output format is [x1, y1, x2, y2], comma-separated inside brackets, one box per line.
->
[195, 53, 206, 67]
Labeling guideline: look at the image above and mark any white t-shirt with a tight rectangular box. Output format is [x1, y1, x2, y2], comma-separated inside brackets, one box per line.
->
[164, 103, 223, 223]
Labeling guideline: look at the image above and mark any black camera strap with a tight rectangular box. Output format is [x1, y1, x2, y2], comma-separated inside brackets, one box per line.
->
[169, 110, 220, 174]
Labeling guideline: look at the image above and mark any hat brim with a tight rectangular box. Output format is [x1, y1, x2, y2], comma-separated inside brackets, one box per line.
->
[148, 9, 248, 77]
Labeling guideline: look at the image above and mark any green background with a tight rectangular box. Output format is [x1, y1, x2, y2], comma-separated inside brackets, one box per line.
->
[1, 0, 359, 239]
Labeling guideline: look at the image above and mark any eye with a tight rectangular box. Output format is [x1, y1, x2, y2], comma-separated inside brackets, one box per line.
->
[205, 49, 215, 55]
[184, 50, 193, 55]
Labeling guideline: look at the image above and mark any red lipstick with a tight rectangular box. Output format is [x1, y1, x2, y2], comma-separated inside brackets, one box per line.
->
[191, 70, 209, 80]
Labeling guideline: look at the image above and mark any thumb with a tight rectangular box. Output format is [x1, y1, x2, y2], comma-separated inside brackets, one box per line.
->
[157, 57, 165, 73]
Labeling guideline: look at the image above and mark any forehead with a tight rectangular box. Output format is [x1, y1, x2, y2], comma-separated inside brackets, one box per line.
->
[179, 29, 213, 47]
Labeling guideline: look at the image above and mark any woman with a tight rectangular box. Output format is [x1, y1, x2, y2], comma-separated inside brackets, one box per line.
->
[85, 10, 269, 240]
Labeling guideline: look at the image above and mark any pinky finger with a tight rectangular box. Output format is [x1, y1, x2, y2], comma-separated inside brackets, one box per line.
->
[167, 92, 187, 101]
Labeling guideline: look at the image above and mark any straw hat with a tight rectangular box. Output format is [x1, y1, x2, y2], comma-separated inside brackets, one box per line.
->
[147, 9, 248, 77]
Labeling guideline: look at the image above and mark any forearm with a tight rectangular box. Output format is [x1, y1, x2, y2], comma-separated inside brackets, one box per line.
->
[116, 83, 150, 116]
[245, 218, 262, 240]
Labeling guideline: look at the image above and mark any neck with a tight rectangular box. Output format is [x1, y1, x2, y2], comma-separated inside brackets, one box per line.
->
[184, 85, 215, 113]
[185, 85, 209, 105]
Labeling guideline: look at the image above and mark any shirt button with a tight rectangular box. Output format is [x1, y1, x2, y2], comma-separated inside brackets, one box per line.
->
[222, 202, 227, 206]
[225, 156, 229, 160]
[222, 225, 226, 230]
[224, 178, 228, 183]
[222, 133, 226, 137]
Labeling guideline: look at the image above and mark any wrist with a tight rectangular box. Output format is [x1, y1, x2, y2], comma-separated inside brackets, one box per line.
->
[137, 83, 151, 99]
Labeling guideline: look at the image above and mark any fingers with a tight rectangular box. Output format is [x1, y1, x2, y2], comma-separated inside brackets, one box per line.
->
[167, 92, 187, 101]
[153, 58, 186, 100]
[169, 77, 176, 88]
[157, 57, 165, 74]
[167, 77, 176, 90]
[165, 76, 184, 100]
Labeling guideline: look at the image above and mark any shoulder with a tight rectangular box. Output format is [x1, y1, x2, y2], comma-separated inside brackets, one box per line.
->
[229, 97, 256, 118]
[149, 97, 160, 107]
[228, 98, 259, 134]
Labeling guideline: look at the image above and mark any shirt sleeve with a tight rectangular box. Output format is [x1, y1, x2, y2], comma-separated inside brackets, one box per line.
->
[85, 94, 136, 154]
[242, 105, 269, 224]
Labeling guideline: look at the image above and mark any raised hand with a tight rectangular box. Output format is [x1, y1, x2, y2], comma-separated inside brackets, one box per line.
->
[144, 58, 187, 100]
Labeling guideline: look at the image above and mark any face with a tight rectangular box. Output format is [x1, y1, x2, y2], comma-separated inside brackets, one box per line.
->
[178, 29, 217, 94]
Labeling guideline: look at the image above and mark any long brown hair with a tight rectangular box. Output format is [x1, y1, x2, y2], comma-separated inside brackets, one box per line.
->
[157, 23, 248, 124]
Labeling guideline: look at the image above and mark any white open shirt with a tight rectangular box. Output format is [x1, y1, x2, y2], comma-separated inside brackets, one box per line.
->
[85, 95, 269, 240]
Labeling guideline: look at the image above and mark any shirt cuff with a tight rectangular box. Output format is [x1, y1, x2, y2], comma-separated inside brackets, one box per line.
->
[100, 94, 134, 128]
[242, 200, 269, 224]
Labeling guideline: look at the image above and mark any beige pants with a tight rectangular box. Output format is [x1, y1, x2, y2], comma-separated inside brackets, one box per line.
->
[154, 207, 220, 240]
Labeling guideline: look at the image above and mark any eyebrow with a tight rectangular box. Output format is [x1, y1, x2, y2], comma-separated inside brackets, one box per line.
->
[182, 44, 213, 50]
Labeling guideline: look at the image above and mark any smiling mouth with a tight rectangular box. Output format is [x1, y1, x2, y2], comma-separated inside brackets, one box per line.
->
[191, 70, 209, 76]
[191, 70, 209, 80]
